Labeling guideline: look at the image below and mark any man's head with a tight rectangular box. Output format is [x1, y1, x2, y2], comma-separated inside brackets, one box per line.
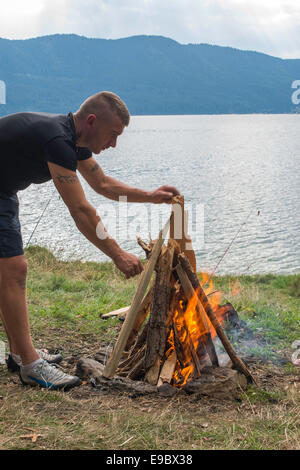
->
[74, 91, 130, 154]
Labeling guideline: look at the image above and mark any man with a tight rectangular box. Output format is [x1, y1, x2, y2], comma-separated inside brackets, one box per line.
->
[0, 91, 180, 390]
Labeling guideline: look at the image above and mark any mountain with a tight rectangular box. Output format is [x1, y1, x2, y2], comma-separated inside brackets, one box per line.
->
[0, 34, 300, 116]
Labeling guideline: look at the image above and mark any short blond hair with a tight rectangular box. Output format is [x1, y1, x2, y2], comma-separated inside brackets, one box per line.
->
[77, 91, 130, 126]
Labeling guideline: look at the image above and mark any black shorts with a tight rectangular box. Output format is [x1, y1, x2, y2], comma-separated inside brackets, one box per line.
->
[0, 192, 24, 258]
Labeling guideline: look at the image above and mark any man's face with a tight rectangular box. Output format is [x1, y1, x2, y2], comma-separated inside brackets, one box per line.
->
[85, 113, 125, 154]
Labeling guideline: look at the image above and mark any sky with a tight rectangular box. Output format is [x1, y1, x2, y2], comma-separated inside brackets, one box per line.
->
[0, 0, 300, 58]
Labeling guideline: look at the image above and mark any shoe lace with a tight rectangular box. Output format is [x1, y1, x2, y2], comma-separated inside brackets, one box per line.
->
[37, 350, 59, 361]
[34, 361, 71, 383]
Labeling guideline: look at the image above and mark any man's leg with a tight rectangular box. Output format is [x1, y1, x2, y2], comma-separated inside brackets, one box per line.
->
[0, 193, 80, 389]
[0, 274, 63, 369]
[0, 255, 39, 365]
[0, 274, 17, 354]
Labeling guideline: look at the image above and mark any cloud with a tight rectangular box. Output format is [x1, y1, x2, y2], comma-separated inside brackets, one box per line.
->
[0, 0, 300, 58]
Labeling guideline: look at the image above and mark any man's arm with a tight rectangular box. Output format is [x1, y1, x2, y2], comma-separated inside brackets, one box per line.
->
[47, 162, 143, 278]
[77, 157, 180, 203]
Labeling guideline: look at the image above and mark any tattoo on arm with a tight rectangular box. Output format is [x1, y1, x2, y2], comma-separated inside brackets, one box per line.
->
[90, 163, 100, 173]
[55, 175, 78, 184]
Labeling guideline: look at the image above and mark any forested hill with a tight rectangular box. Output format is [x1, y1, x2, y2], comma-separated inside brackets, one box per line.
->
[0, 34, 300, 116]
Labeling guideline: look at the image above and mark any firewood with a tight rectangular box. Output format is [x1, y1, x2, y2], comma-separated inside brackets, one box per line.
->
[171, 301, 201, 381]
[125, 285, 154, 350]
[168, 238, 181, 268]
[184, 210, 197, 272]
[178, 253, 255, 384]
[182, 319, 202, 377]
[127, 357, 145, 380]
[144, 247, 174, 384]
[172, 323, 186, 370]
[137, 238, 153, 258]
[170, 196, 197, 272]
[101, 306, 130, 319]
[176, 264, 219, 367]
[129, 321, 149, 358]
[94, 346, 113, 365]
[170, 196, 185, 251]
[117, 344, 146, 373]
[102, 218, 170, 379]
[94, 375, 158, 396]
[157, 350, 177, 387]
[183, 367, 247, 397]
[145, 357, 161, 385]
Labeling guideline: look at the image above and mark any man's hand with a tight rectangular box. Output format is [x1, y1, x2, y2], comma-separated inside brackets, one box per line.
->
[112, 250, 144, 279]
[150, 185, 181, 204]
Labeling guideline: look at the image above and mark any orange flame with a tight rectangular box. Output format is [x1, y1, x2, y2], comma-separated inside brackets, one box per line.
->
[168, 272, 224, 387]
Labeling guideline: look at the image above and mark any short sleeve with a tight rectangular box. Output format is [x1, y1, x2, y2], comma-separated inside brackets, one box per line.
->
[44, 137, 78, 171]
[76, 147, 92, 161]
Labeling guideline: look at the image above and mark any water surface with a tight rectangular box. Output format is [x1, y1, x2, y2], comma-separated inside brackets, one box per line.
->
[19, 114, 300, 275]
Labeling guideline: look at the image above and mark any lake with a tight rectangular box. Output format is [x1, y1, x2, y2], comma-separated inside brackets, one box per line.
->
[19, 114, 300, 275]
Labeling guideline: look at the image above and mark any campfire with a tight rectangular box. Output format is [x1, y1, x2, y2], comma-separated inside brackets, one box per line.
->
[77, 197, 255, 396]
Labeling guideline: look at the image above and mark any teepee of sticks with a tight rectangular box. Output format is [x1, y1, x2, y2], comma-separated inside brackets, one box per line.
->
[102, 196, 254, 388]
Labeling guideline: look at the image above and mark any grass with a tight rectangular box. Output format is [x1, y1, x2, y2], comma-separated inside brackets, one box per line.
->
[0, 246, 299, 450]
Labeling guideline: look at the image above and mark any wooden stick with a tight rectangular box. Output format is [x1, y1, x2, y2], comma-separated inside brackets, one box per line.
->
[157, 350, 177, 387]
[176, 264, 219, 367]
[125, 285, 154, 350]
[102, 218, 170, 379]
[137, 238, 153, 259]
[178, 253, 255, 384]
[101, 306, 130, 319]
[170, 196, 185, 252]
[127, 357, 145, 380]
[184, 210, 197, 272]
[144, 246, 174, 384]
[182, 319, 202, 378]
[145, 357, 161, 385]
[117, 345, 145, 372]
[170, 196, 197, 272]
[129, 322, 149, 358]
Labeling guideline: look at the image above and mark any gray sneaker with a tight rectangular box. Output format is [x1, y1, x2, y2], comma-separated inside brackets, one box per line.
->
[7, 349, 63, 372]
[36, 349, 63, 365]
[19, 360, 81, 391]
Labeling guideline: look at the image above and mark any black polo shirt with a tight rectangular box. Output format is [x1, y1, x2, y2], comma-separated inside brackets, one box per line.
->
[0, 112, 92, 195]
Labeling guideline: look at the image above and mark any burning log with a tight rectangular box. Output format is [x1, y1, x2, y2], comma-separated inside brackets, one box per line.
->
[171, 302, 198, 385]
[176, 264, 219, 367]
[178, 253, 255, 384]
[182, 319, 202, 378]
